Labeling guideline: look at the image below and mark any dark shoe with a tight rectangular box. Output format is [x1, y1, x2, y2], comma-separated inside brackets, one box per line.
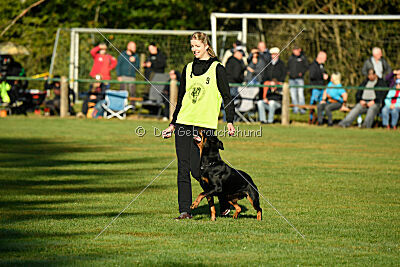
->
[174, 212, 192, 220]
[220, 209, 231, 217]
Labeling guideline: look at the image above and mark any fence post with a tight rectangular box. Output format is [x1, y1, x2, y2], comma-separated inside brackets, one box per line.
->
[169, 79, 178, 121]
[281, 82, 290, 125]
[60, 76, 68, 118]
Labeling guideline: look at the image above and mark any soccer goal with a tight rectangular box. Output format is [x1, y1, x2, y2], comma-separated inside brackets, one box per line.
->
[210, 13, 400, 87]
[49, 28, 242, 96]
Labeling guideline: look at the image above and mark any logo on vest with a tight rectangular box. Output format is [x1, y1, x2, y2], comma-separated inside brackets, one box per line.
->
[188, 83, 205, 104]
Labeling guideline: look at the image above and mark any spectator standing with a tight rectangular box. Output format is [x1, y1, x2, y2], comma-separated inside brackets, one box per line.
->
[316, 73, 348, 126]
[250, 41, 271, 65]
[261, 47, 286, 101]
[89, 43, 117, 80]
[143, 43, 167, 79]
[225, 49, 246, 98]
[309, 51, 329, 123]
[381, 79, 400, 130]
[116, 41, 140, 97]
[362, 47, 392, 79]
[339, 69, 388, 128]
[222, 40, 247, 66]
[246, 48, 266, 84]
[287, 45, 308, 114]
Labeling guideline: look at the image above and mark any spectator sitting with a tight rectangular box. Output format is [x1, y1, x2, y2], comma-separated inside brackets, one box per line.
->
[143, 42, 167, 80]
[381, 78, 400, 130]
[257, 78, 282, 124]
[246, 48, 266, 84]
[317, 72, 348, 126]
[362, 47, 392, 79]
[309, 51, 329, 123]
[287, 44, 308, 114]
[78, 80, 106, 118]
[385, 69, 400, 88]
[162, 69, 181, 120]
[116, 41, 140, 98]
[89, 43, 117, 80]
[225, 49, 246, 98]
[44, 75, 75, 115]
[339, 69, 388, 128]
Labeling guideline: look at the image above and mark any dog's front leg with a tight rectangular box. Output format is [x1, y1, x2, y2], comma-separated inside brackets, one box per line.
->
[190, 192, 206, 210]
[207, 196, 216, 221]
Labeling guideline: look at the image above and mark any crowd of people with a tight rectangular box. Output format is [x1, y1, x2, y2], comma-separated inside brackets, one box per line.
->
[0, 38, 399, 129]
[221, 41, 399, 129]
[77, 41, 169, 118]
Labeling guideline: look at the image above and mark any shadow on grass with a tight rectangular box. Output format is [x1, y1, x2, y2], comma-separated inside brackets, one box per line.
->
[0, 199, 76, 208]
[1, 211, 150, 224]
[0, 137, 173, 190]
[0, 137, 157, 168]
[191, 203, 249, 218]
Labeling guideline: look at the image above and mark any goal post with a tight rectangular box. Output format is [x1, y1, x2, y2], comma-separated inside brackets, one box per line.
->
[210, 13, 400, 56]
[210, 12, 400, 103]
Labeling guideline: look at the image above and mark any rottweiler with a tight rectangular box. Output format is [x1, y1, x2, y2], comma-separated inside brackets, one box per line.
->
[190, 131, 262, 221]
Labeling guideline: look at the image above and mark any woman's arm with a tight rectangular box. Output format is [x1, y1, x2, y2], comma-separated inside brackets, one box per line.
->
[170, 65, 187, 125]
[216, 64, 235, 123]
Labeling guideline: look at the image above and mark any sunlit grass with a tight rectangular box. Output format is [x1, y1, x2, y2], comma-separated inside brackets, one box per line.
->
[0, 117, 399, 265]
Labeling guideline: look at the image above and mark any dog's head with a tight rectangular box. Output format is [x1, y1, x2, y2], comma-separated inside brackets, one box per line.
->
[194, 130, 224, 158]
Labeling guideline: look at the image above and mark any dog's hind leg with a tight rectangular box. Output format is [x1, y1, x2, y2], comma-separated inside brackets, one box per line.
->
[229, 200, 241, 219]
[207, 196, 216, 221]
[247, 190, 262, 221]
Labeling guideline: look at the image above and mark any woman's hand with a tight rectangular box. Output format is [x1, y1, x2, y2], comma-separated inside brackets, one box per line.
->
[227, 123, 235, 136]
[162, 124, 175, 139]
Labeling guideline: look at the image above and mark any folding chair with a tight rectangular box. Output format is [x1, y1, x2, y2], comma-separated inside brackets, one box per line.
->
[234, 86, 259, 124]
[101, 90, 133, 120]
[138, 73, 168, 118]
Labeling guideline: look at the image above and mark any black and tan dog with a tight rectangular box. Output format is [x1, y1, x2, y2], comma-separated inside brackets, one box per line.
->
[190, 131, 262, 221]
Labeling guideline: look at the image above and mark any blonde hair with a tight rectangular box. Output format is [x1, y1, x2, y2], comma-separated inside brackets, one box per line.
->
[191, 32, 216, 58]
[331, 72, 341, 85]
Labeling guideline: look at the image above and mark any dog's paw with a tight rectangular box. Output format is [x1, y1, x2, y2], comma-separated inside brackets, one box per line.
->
[190, 202, 198, 209]
[211, 217, 216, 221]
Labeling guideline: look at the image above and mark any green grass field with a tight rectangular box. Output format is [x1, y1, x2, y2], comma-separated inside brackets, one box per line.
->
[0, 117, 399, 266]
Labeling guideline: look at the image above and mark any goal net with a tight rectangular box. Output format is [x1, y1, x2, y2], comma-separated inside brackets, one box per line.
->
[51, 28, 241, 96]
[211, 13, 400, 103]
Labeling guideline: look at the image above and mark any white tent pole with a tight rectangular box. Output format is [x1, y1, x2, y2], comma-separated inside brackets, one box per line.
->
[242, 17, 247, 51]
[69, 30, 75, 90]
[73, 32, 79, 98]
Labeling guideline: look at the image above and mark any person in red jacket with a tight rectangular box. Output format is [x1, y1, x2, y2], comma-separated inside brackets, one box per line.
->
[89, 43, 117, 80]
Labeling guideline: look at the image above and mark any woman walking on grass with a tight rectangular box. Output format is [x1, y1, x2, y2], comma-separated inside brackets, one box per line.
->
[162, 32, 236, 220]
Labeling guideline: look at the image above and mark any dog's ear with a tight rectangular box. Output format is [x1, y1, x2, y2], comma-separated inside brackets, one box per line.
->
[218, 140, 224, 150]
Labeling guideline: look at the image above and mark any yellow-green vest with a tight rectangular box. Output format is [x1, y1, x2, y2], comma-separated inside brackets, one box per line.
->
[176, 61, 222, 129]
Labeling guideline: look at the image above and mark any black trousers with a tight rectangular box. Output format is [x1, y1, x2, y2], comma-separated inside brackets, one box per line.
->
[175, 123, 229, 213]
